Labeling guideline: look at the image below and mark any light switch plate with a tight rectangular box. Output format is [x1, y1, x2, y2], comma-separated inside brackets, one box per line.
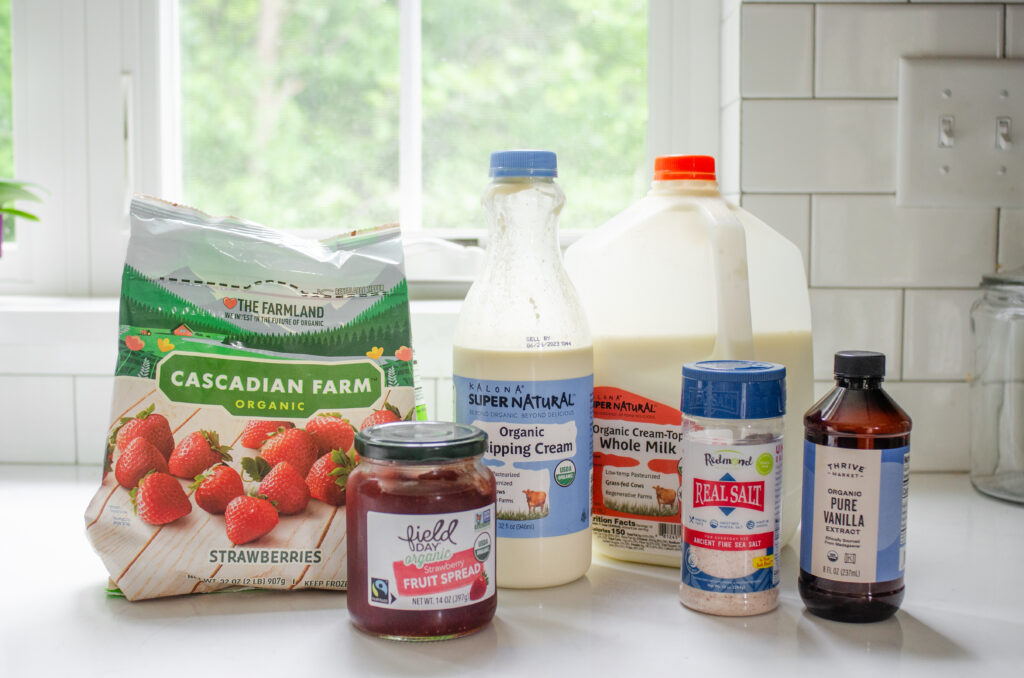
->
[898, 58, 1024, 207]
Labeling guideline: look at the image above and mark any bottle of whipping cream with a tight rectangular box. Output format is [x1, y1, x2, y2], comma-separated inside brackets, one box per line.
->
[454, 150, 594, 589]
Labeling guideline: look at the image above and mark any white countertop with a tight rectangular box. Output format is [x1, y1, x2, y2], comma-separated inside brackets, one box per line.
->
[2, 467, 1021, 676]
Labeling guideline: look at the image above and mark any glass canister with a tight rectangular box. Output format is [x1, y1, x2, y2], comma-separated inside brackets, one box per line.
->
[346, 421, 497, 641]
[970, 267, 1024, 503]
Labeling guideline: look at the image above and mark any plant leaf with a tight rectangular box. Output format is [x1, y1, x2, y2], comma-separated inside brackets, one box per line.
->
[241, 456, 271, 482]
[0, 207, 39, 221]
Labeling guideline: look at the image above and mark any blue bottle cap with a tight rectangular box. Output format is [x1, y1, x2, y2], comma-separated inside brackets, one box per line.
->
[489, 149, 558, 178]
[681, 360, 786, 420]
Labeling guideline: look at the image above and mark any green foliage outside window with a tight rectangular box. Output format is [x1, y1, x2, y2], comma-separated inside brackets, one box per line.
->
[180, 0, 646, 233]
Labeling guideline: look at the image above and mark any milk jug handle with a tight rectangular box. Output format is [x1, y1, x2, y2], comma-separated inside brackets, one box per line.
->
[694, 197, 754, 360]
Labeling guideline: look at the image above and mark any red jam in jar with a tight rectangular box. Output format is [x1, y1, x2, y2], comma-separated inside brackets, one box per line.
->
[347, 421, 497, 641]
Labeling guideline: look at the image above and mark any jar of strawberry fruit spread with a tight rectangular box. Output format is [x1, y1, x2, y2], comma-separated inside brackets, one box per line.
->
[347, 421, 497, 641]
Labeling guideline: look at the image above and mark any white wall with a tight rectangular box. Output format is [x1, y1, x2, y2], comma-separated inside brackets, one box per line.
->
[722, 1, 1024, 471]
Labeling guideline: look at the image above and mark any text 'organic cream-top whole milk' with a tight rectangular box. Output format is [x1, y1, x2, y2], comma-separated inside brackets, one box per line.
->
[564, 155, 813, 568]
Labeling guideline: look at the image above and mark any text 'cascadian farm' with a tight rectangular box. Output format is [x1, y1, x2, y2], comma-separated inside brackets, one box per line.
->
[168, 371, 373, 395]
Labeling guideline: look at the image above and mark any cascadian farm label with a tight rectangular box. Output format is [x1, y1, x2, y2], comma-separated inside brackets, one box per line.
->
[84, 196, 424, 601]
[157, 352, 383, 416]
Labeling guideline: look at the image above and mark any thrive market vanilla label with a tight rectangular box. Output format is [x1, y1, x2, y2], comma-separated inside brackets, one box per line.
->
[800, 442, 909, 584]
[591, 387, 683, 557]
[365, 507, 496, 611]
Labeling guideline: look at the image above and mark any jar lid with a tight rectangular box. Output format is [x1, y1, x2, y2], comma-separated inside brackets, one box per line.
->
[354, 421, 488, 462]
[681, 360, 786, 420]
[981, 266, 1024, 287]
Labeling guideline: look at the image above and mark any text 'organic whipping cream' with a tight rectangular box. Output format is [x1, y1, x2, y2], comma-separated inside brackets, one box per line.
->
[454, 150, 594, 589]
[565, 155, 813, 567]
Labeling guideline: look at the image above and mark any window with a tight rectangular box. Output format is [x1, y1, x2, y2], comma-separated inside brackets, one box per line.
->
[177, 0, 647, 236]
[2, 0, 719, 297]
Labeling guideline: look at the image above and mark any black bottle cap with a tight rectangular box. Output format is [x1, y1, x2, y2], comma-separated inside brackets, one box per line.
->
[834, 350, 886, 378]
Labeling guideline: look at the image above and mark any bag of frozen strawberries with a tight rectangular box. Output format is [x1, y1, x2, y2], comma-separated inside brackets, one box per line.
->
[85, 196, 424, 600]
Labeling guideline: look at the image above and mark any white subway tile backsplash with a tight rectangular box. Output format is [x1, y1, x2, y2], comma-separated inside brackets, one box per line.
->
[741, 3, 813, 98]
[720, 101, 741, 195]
[409, 301, 460, 378]
[1009, 7, 1024, 58]
[816, 4, 1002, 97]
[0, 376, 76, 463]
[885, 381, 970, 471]
[810, 288, 903, 381]
[741, 100, 897, 193]
[999, 208, 1024, 271]
[721, 6, 740, 107]
[435, 378, 454, 422]
[811, 195, 997, 288]
[741, 194, 810, 274]
[903, 290, 979, 382]
[74, 376, 115, 465]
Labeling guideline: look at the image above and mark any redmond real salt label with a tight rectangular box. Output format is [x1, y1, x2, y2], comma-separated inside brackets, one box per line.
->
[681, 440, 781, 594]
[800, 442, 910, 584]
[453, 374, 593, 539]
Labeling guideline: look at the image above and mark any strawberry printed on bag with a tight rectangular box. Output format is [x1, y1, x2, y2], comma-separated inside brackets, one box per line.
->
[306, 449, 358, 506]
[190, 464, 245, 514]
[240, 419, 295, 449]
[359, 392, 410, 431]
[260, 427, 317, 477]
[131, 471, 192, 526]
[242, 456, 310, 515]
[306, 412, 355, 456]
[224, 495, 279, 545]
[114, 438, 170, 489]
[169, 430, 232, 479]
[110, 404, 175, 460]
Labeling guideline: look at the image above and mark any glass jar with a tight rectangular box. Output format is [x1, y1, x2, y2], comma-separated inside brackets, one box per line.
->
[679, 360, 785, 617]
[970, 267, 1024, 503]
[346, 422, 497, 641]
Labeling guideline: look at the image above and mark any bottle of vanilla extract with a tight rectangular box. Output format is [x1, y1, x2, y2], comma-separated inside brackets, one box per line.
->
[799, 351, 911, 622]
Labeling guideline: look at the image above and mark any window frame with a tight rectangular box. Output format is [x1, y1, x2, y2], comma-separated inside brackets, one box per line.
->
[1, 0, 721, 298]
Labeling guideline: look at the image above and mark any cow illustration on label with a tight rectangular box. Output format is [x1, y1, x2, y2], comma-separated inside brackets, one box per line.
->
[523, 489, 548, 515]
[653, 485, 677, 510]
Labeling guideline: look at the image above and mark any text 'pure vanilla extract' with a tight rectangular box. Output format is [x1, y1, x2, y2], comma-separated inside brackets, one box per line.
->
[799, 351, 912, 623]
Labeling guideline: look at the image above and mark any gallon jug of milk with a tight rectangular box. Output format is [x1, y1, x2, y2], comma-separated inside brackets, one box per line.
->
[564, 155, 813, 567]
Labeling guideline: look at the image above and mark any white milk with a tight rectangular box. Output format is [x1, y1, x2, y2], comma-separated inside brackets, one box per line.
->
[565, 156, 814, 568]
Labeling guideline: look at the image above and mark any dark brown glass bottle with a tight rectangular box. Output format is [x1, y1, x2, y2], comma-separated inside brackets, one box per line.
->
[798, 351, 911, 623]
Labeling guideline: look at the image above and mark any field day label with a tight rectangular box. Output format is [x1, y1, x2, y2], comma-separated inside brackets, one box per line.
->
[454, 374, 593, 539]
[157, 352, 382, 416]
[366, 506, 496, 611]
